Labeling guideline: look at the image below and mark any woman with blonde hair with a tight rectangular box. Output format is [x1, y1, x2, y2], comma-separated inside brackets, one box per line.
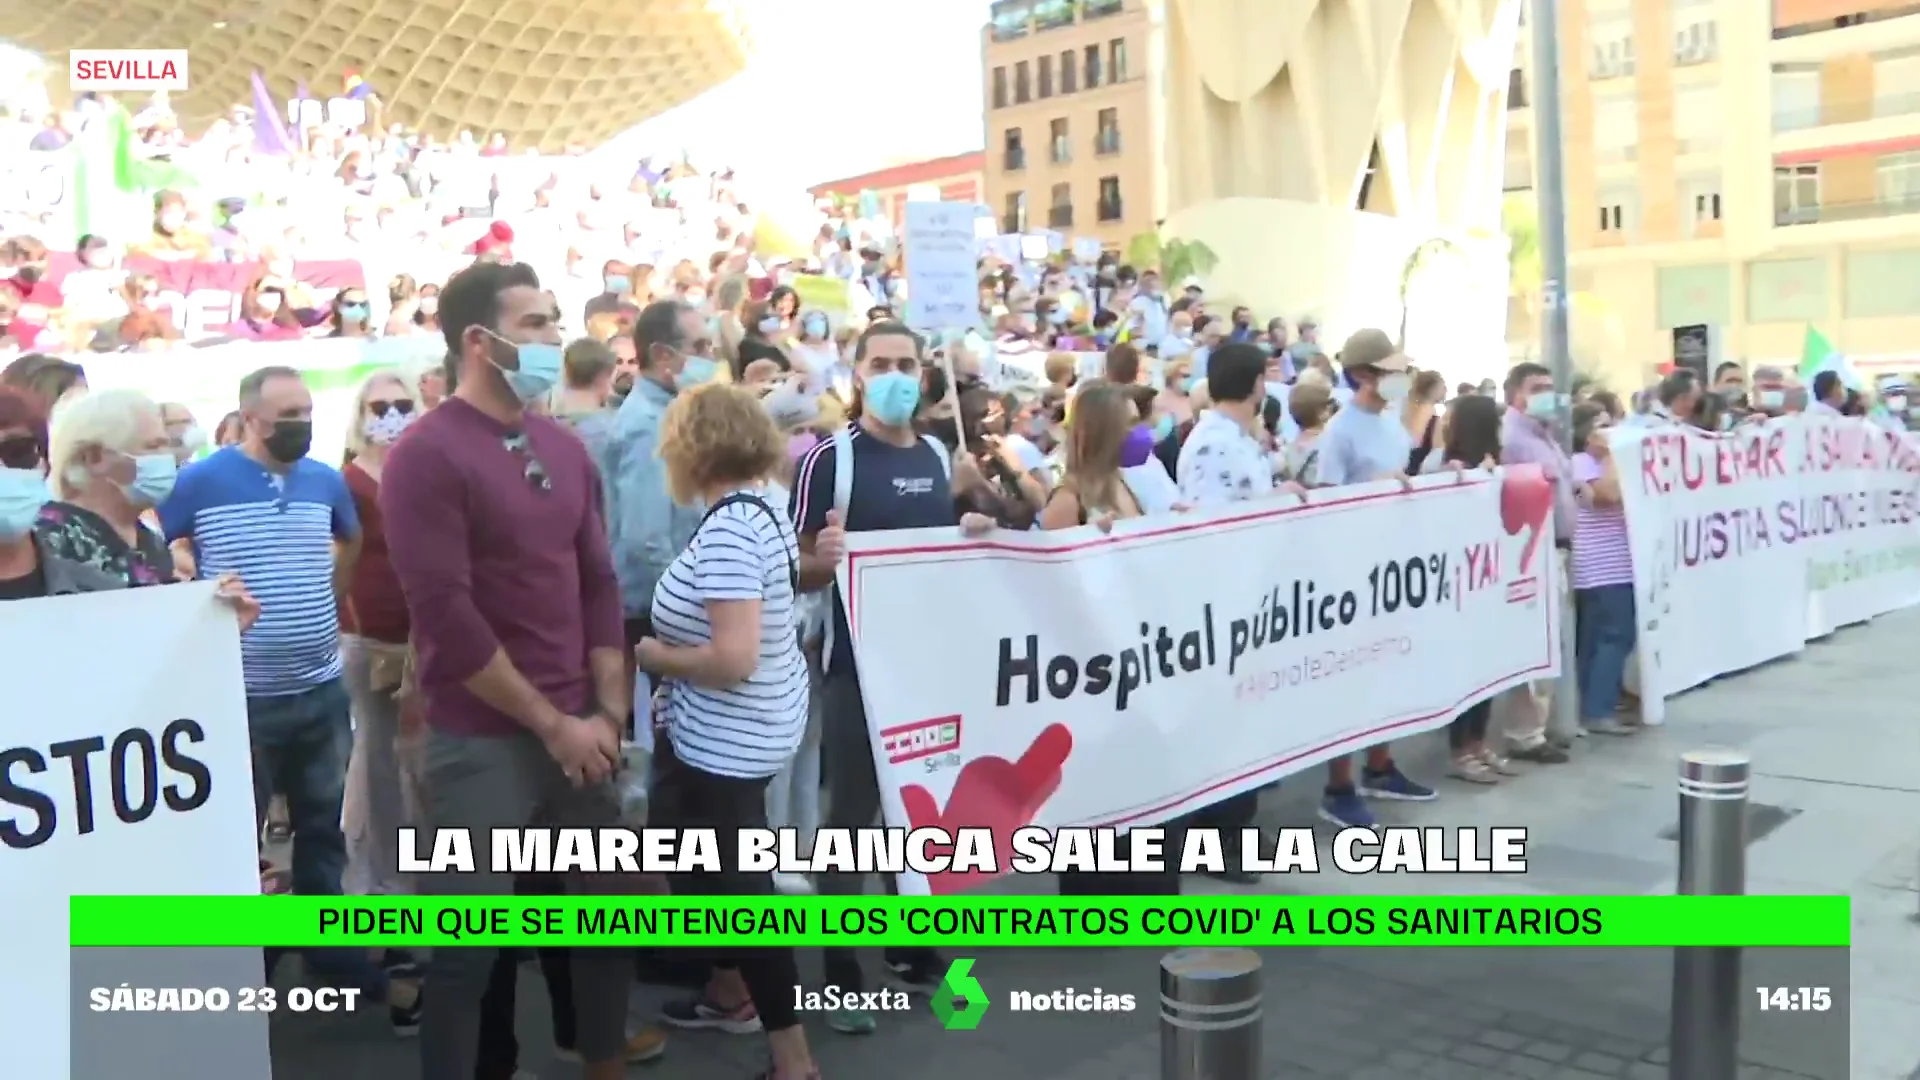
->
[713, 272, 751, 367]
[336, 369, 422, 896]
[1038, 379, 1145, 531]
[635, 384, 821, 1078]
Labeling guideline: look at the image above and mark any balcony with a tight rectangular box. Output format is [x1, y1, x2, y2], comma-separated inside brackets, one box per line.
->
[1774, 2, 1920, 40]
[1774, 193, 1920, 224]
[1004, 148, 1027, 171]
[990, 0, 1122, 41]
[1773, 90, 1920, 131]
[1095, 129, 1121, 154]
[1048, 205, 1074, 227]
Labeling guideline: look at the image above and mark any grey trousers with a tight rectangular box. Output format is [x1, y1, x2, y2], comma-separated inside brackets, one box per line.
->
[416, 727, 631, 1079]
[340, 635, 422, 896]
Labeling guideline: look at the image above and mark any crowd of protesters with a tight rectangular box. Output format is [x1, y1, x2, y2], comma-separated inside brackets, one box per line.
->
[8, 90, 1918, 1080]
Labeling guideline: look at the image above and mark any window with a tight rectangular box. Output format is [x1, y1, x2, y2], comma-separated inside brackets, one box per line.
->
[1060, 50, 1078, 93]
[1597, 186, 1636, 234]
[992, 67, 1009, 109]
[1876, 151, 1920, 205]
[1003, 127, 1026, 171]
[1774, 164, 1821, 224]
[1694, 192, 1722, 221]
[1098, 176, 1123, 221]
[1050, 118, 1071, 163]
[1015, 61, 1031, 104]
[1003, 191, 1028, 233]
[1508, 67, 1528, 108]
[1589, 34, 1635, 80]
[1593, 96, 1639, 161]
[990, 1, 1032, 42]
[1673, 20, 1717, 66]
[1085, 44, 1103, 88]
[1110, 38, 1129, 82]
[1673, 87, 1717, 153]
[1771, 67, 1821, 131]
[1039, 54, 1054, 98]
[1049, 182, 1073, 227]
[1034, 0, 1075, 30]
[1875, 51, 1920, 117]
[1095, 107, 1121, 154]
[1598, 203, 1624, 231]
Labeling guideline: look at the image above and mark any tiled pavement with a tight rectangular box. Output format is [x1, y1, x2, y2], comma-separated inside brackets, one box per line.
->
[268, 609, 1920, 1079]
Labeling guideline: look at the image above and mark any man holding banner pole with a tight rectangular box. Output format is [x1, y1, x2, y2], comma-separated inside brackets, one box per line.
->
[791, 320, 993, 1033]
[1302, 331, 1441, 828]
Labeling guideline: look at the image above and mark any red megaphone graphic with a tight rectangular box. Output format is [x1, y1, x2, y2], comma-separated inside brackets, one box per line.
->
[899, 724, 1074, 895]
[1500, 463, 1555, 576]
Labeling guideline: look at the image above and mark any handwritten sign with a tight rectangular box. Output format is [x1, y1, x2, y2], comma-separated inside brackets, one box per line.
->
[903, 201, 982, 332]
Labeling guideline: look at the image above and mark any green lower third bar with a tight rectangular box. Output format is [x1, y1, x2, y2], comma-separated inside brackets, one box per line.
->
[68, 895, 1849, 948]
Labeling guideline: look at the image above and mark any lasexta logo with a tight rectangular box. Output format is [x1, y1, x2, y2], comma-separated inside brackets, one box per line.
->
[930, 958, 990, 1030]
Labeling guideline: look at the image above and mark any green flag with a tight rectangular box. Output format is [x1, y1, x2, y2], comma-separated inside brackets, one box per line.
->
[1798, 325, 1835, 378]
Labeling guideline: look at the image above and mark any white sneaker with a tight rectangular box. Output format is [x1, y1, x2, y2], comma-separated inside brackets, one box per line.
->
[772, 871, 816, 896]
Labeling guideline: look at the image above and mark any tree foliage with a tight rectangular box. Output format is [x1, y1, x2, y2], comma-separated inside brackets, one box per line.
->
[1125, 232, 1219, 283]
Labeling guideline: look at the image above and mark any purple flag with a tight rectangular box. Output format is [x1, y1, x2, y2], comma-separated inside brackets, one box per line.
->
[250, 71, 295, 155]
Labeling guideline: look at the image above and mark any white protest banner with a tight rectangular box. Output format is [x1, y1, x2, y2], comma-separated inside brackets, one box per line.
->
[902, 201, 983, 332]
[76, 335, 447, 466]
[1796, 418, 1920, 636]
[842, 468, 1562, 894]
[0, 583, 265, 1079]
[1614, 416, 1920, 723]
[0, 150, 73, 223]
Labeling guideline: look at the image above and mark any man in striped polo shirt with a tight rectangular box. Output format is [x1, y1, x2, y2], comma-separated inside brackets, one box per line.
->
[162, 365, 418, 1028]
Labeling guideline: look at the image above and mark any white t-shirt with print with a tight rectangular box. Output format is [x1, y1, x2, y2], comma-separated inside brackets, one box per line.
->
[1175, 409, 1275, 507]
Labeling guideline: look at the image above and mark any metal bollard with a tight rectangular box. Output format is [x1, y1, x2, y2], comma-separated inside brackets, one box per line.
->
[1668, 748, 1750, 1080]
[1160, 948, 1261, 1080]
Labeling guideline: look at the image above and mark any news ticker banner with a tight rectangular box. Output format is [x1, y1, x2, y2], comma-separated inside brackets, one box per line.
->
[61, 945, 1851, 1080]
[69, 896, 1848, 948]
[842, 467, 1564, 894]
[1616, 415, 1920, 723]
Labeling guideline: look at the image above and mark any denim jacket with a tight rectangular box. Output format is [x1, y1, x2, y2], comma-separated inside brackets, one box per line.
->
[602, 377, 703, 617]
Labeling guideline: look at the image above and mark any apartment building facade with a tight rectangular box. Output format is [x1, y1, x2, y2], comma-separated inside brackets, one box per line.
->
[1507, 0, 1920, 382]
[809, 151, 987, 234]
[980, 0, 1158, 251]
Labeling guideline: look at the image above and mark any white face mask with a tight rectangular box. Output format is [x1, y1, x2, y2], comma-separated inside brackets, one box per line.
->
[1377, 373, 1412, 402]
[1886, 395, 1907, 412]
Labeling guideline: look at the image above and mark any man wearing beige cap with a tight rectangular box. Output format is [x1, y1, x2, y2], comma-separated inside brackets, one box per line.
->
[1311, 328, 1438, 828]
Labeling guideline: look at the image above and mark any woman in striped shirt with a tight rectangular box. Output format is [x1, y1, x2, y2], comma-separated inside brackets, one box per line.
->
[634, 383, 820, 1080]
[1569, 403, 1638, 736]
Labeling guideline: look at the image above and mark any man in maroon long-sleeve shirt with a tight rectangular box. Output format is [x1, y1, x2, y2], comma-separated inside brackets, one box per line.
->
[380, 260, 648, 1080]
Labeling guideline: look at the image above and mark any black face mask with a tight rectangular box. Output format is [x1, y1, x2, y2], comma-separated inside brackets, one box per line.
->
[265, 419, 313, 463]
[613, 373, 635, 398]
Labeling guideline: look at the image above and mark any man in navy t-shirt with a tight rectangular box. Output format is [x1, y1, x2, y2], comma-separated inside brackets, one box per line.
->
[789, 321, 993, 1032]
[161, 365, 424, 1031]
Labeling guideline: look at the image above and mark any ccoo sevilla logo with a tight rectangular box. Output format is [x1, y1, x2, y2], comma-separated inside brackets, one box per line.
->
[899, 724, 1072, 895]
[70, 50, 190, 92]
[1498, 464, 1555, 603]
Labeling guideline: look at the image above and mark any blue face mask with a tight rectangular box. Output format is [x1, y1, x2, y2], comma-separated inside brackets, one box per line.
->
[863, 371, 921, 426]
[679, 355, 720, 388]
[1180, 376, 1199, 394]
[1153, 414, 1175, 441]
[340, 304, 368, 323]
[127, 453, 177, 507]
[0, 467, 50, 539]
[604, 275, 628, 294]
[486, 331, 564, 402]
[803, 315, 829, 338]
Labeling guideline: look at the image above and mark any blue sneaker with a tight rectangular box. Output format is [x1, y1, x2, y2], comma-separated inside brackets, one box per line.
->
[1358, 765, 1438, 801]
[1318, 789, 1377, 828]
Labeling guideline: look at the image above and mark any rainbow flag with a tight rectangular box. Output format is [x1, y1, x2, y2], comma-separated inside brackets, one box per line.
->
[343, 70, 375, 100]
